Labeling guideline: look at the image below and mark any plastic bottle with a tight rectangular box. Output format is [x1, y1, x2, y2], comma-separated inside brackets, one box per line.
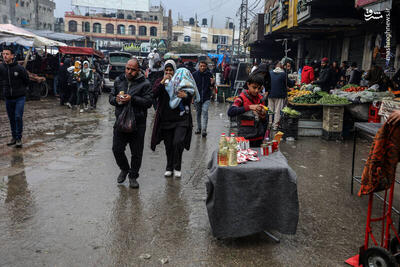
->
[228, 133, 238, 166]
[218, 133, 228, 166]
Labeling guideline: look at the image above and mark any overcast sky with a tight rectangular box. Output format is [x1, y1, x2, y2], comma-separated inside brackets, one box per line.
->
[52, 0, 264, 28]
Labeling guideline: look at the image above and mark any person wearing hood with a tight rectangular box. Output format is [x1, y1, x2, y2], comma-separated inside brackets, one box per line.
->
[109, 58, 153, 189]
[301, 59, 315, 84]
[0, 46, 29, 148]
[148, 58, 164, 109]
[65, 60, 81, 108]
[313, 57, 332, 92]
[151, 61, 196, 178]
[348, 62, 362, 85]
[268, 61, 288, 130]
[147, 48, 160, 70]
[78, 61, 91, 112]
[58, 58, 72, 106]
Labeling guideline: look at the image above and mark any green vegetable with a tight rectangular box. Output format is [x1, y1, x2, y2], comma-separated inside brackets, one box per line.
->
[317, 94, 350, 105]
[282, 107, 301, 117]
[292, 93, 322, 104]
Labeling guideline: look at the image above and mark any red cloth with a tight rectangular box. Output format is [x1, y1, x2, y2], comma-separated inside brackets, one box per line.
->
[321, 57, 329, 63]
[359, 122, 400, 196]
[301, 66, 315, 84]
[224, 65, 231, 81]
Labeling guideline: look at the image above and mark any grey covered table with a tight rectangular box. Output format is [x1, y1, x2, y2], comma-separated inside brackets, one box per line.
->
[206, 150, 299, 239]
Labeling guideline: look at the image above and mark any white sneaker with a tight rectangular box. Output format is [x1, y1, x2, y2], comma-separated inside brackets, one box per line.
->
[66, 102, 72, 109]
[80, 109, 84, 113]
[174, 170, 182, 178]
[164, 171, 173, 177]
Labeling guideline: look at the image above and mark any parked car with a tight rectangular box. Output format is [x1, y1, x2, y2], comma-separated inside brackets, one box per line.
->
[103, 52, 132, 91]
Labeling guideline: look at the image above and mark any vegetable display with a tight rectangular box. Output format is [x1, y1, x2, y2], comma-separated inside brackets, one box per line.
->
[342, 85, 368, 92]
[317, 94, 350, 105]
[282, 107, 301, 117]
[288, 90, 312, 102]
[291, 92, 322, 104]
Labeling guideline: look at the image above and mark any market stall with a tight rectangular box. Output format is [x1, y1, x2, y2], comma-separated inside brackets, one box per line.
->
[58, 46, 104, 59]
[206, 149, 299, 239]
[0, 24, 67, 100]
[285, 82, 396, 140]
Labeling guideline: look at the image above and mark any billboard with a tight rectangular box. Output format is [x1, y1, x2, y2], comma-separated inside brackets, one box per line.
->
[71, 0, 150, 12]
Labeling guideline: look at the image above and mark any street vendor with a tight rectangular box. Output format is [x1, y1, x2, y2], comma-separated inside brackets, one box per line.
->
[227, 74, 267, 147]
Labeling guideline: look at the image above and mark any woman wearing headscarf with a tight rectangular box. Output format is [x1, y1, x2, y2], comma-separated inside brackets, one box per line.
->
[151, 60, 199, 178]
[78, 61, 92, 112]
[58, 58, 71, 106]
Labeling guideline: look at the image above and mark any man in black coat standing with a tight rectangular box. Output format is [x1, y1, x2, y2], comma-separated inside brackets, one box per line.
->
[0, 46, 29, 148]
[313, 57, 332, 92]
[109, 59, 153, 188]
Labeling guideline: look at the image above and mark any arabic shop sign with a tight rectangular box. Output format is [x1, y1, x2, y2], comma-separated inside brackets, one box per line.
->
[297, 0, 311, 23]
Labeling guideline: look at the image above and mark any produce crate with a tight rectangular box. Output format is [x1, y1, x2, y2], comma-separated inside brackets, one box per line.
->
[280, 114, 299, 140]
[322, 106, 344, 133]
[298, 119, 323, 136]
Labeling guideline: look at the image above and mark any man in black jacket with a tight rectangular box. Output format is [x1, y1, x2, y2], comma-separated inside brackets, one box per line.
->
[109, 58, 153, 188]
[1, 47, 29, 148]
[313, 57, 332, 92]
[192, 61, 214, 137]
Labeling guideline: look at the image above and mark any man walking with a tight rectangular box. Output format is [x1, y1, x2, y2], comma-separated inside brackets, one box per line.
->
[109, 59, 152, 188]
[1, 46, 30, 148]
[268, 61, 287, 130]
[192, 61, 214, 137]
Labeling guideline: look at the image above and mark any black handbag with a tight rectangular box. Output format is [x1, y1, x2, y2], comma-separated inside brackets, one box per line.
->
[115, 101, 136, 133]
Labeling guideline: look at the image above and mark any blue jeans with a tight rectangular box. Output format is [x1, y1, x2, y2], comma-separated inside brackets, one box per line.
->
[5, 96, 25, 140]
[195, 100, 211, 132]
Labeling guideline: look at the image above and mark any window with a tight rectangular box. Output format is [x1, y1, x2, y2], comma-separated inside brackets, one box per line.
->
[139, 26, 147, 36]
[184, 36, 191, 42]
[106, 23, 114, 34]
[173, 35, 178, 41]
[150, 26, 157, 36]
[68, 20, 77, 32]
[212, 35, 219, 44]
[93, 23, 101, 33]
[128, 25, 136, 35]
[117, 24, 125, 35]
[154, 16, 158, 21]
[21, 1, 24, 7]
[201, 37, 207, 43]
[219, 36, 227, 45]
[83, 21, 90, 32]
[127, 15, 133, 20]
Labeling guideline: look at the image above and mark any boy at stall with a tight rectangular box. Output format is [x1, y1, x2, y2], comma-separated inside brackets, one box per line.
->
[227, 74, 267, 147]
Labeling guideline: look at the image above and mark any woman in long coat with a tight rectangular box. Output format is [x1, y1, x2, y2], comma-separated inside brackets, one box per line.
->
[151, 60, 196, 178]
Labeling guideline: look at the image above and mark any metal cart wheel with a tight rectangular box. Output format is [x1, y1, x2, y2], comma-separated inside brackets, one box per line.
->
[362, 247, 397, 267]
[40, 82, 48, 98]
[390, 237, 400, 262]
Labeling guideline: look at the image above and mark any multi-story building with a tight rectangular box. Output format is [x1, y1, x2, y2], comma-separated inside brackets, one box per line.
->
[172, 17, 238, 53]
[0, 0, 55, 30]
[64, 5, 171, 51]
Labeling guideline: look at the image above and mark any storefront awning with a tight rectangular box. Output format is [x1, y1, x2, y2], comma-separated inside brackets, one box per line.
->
[58, 46, 104, 58]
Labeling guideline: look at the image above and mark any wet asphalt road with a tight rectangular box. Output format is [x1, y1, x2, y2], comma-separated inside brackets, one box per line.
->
[0, 96, 399, 266]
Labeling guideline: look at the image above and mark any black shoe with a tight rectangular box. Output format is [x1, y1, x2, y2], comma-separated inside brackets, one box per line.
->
[202, 132, 207, 138]
[7, 138, 16, 146]
[15, 139, 22, 148]
[195, 129, 201, 135]
[117, 170, 129, 184]
[129, 178, 139, 188]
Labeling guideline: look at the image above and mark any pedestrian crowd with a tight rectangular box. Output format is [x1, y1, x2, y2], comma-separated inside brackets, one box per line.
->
[4, 45, 400, 191]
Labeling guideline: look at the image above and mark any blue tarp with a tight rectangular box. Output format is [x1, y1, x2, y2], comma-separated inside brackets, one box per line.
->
[208, 53, 230, 66]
